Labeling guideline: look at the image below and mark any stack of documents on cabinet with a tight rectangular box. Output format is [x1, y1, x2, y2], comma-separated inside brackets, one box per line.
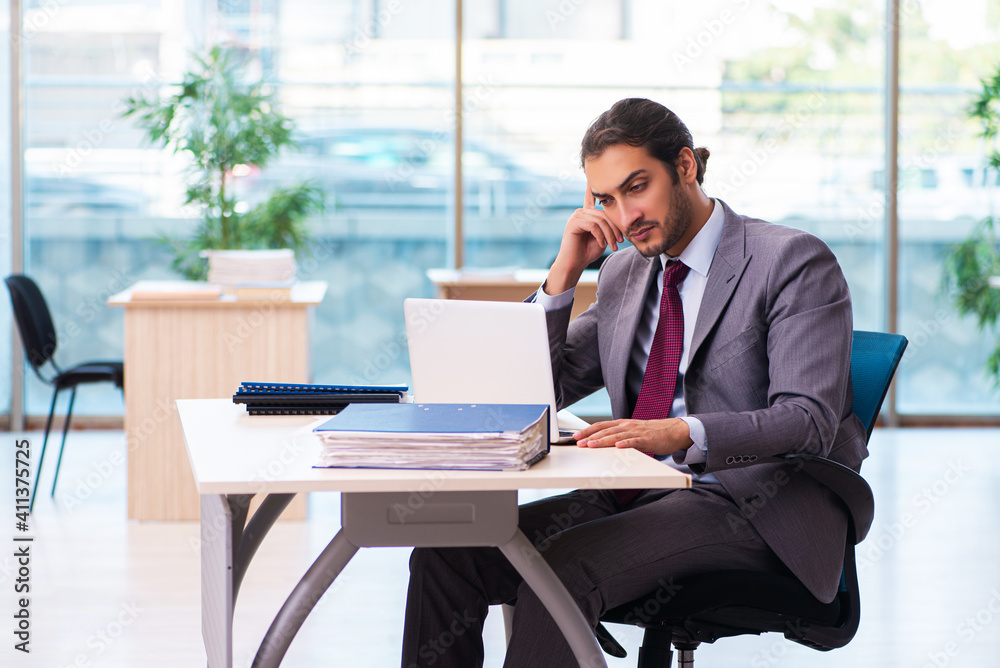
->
[204, 249, 297, 292]
[314, 403, 550, 470]
[127, 281, 222, 301]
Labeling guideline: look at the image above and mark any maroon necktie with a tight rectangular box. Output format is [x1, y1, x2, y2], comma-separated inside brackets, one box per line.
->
[616, 260, 690, 506]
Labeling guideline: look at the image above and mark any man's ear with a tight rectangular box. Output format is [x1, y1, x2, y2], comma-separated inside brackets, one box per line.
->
[675, 147, 698, 184]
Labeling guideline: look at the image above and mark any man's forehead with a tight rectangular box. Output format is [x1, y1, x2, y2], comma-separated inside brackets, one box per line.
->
[584, 145, 658, 192]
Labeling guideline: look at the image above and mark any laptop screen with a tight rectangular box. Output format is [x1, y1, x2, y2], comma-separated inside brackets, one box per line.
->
[403, 298, 560, 439]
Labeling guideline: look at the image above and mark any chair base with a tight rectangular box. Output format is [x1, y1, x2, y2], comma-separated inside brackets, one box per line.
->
[675, 646, 696, 668]
[636, 629, 673, 668]
[635, 630, 698, 668]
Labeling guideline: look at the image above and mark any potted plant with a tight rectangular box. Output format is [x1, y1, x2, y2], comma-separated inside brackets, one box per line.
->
[944, 66, 1000, 385]
[123, 45, 323, 280]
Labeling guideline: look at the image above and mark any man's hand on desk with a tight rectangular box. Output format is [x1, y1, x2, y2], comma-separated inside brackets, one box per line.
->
[574, 418, 693, 457]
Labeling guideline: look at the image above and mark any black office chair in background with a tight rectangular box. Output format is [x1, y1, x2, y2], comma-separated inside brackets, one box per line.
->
[591, 330, 908, 667]
[5, 274, 124, 512]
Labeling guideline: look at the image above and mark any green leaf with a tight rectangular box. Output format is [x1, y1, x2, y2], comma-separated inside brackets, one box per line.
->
[943, 215, 1000, 387]
[241, 182, 325, 252]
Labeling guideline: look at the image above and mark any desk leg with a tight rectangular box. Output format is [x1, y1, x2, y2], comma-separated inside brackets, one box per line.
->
[252, 529, 359, 668]
[201, 493, 247, 668]
[201, 493, 297, 668]
[234, 493, 296, 602]
[499, 529, 608, 668]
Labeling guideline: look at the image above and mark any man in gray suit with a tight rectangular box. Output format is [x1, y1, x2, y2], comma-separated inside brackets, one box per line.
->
[402, 98, 865, 668]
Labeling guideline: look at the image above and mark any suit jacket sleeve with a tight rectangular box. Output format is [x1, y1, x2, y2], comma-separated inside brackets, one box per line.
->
[690, 231, 858, 472]
[533, 274, 609, 412]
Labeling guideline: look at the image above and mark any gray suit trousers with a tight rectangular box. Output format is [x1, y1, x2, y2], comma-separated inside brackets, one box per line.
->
[401, 485, 788, 668]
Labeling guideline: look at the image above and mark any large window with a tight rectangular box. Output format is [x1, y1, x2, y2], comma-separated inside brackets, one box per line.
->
[0, 0, 12, 416]
[21, 1, 181, 415]
[247, 0, 457, 388]
[462, 1, 887, 414]
[8, 0, 1000, 419]
[19, 0, 456, 413]
[897, 1, 1000, 414]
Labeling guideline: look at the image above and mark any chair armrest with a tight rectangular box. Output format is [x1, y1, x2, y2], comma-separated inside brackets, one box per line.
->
[778, 453, 874, 544]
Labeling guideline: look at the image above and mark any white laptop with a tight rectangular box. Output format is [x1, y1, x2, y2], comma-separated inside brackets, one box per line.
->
[404, 298, 577, 442]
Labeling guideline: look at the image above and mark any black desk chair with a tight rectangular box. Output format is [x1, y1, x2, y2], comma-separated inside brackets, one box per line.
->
[593, 330, 908, 667]
[5, 274, 124, 511]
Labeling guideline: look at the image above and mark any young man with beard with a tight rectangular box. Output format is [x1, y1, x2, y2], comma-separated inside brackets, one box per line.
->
[401, 97, 865, 668]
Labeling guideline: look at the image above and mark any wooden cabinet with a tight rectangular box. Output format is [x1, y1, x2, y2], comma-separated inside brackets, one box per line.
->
[109, 281, 326, 520]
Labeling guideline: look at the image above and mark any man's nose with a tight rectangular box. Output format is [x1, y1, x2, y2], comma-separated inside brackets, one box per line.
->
[618, 201, 640, 230]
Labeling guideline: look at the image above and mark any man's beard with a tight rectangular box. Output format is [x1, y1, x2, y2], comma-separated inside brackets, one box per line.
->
[631, 185, 694, 258]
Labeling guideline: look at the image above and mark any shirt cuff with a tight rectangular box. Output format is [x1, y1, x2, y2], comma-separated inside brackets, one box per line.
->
[533, 281, 576, 312]
[673, 416, 707, 465]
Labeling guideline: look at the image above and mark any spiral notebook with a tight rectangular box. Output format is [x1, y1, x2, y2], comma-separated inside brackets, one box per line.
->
[233, 381, 408, 415]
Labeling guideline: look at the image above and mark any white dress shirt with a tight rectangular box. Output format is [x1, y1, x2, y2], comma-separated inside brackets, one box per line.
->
[536, 199, 725, 482]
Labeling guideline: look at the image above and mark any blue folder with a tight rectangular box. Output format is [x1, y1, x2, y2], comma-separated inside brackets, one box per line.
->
[315, 403, 550, 438]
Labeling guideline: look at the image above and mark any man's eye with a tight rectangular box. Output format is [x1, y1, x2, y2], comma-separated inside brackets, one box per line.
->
[630, 182, 645, 192]
[599, 199, 611, 207]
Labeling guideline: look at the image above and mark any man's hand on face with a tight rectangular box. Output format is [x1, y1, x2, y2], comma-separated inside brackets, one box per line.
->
[545, 186, 625, 295]
[573, 418, 693, 457]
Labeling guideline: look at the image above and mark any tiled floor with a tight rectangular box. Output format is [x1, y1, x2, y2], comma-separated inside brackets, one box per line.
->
[0, 427, 998, 667]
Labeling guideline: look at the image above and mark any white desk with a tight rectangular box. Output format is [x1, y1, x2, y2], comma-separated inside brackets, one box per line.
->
[178, 399, 690, 668]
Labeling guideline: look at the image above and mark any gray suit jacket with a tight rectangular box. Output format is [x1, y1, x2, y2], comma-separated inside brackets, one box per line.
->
[542, 200, 867, 603]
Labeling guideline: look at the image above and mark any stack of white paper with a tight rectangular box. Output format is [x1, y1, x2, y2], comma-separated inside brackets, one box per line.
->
[314, 403, 550, 470]
[205, 249, 296, 288]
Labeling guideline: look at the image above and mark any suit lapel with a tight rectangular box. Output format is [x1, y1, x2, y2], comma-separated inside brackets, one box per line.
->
[689, 202, 751, 363]
[605, 253, 658, 418]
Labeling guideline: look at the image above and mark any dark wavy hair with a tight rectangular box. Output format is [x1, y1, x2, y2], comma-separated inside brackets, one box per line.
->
[580, 98, 710, 185]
